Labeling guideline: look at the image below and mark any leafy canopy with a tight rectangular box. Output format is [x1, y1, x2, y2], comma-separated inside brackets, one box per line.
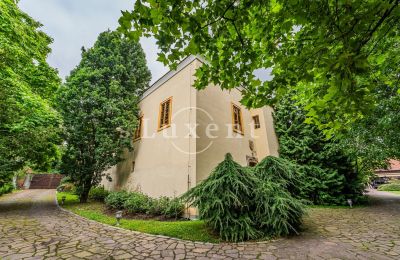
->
[0, 0, 61, 187]
[120, 0, 400, 133]
[58, 30, 151, 202]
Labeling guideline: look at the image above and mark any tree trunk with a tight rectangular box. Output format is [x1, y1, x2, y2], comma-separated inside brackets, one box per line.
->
[79, 180, 92, 203]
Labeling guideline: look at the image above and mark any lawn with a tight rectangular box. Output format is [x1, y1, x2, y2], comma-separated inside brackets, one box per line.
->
[56, 192, 220, 243]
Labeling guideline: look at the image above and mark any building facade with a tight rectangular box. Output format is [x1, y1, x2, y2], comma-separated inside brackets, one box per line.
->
[101, 56, 279, 199]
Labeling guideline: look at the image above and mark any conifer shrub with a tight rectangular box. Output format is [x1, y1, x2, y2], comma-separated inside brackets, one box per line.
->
[183, 153, 305, 242]
[183, 153, 259, 241]
[253, 156, 303, 197]
[105, 191, 130, 209]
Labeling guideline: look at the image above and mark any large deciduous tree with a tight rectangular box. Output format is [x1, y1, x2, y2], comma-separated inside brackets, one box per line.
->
[58, 30, 151, 202]
[0, 0, 61, 189]
[119, 0, 400, 134]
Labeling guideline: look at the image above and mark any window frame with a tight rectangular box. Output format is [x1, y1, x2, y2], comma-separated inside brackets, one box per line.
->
[253, 115, 261, 129]
[133, 115, 143, 141]
[158, 97, 173, 131]
[231, 102, 244, 135]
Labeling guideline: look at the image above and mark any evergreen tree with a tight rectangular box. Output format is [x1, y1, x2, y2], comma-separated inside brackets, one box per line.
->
[58, 30, 151, 202]
[274, 93, 365, 205]
[183, 154, 305, 242]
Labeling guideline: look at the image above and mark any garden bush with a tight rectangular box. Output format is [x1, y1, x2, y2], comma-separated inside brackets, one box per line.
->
[147, 196, 170, 215]
[123, 192, 152, 214]
[105, 191, 130, 209]
[0, 183, 13, 196]
[378, 183, 400, 191]
[183, 153, 305, 242]
[163, 198, 185, 219]
[89, 186, 109, 201]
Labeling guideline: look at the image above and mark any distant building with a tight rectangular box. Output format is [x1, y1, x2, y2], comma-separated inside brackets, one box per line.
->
[375, 160, 400, 179]
[101, 55, 279, 200]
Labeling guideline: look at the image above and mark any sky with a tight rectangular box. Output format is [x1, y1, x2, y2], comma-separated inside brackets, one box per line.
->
[19, 0, 168, 84]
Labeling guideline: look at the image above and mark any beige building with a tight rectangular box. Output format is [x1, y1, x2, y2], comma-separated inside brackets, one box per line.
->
[101, 55, 279, 200]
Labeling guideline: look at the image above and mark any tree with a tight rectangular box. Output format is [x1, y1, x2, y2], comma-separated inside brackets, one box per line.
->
[183, 153, 304, 242]
[119, 0, 400, 134]
[341, 85, 400, 173]
[58, 30, 151, 203]
[0, 0, 61, 189]
[274, 93, 365, 205]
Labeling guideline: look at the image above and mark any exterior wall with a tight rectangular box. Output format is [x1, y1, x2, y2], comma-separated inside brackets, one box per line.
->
[101, 59, 198, 198]
[251, 107, 279, 159]
[195, 85, 256, 184]
[101, 55, 279, 203]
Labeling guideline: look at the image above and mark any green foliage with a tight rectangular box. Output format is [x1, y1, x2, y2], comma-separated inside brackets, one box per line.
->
[163, 198, 185, 219]
[105, 191, 130, 210]
[274, 93, 366, 205]
[57, 192, 218, 242]
[378, 183, 400, 192]
[253, 156, 302, 197]
[0, 183, 13, 196]
[60, 176, 72, 185]
[0, 0, 61, 188]
[58, 30, 151, 202]
[123, 192, 153, 214]
[341, 86, 400, 172]
[89, 186, 109, 202]
[119, 0, 400, 134]
[147, 197, 170, 216]
[183, 153, 304, 242]
[57, 183, 76, 193]
[106, 191, 185, 218]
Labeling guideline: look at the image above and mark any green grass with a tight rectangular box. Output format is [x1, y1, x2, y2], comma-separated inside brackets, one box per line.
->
[57, 192, 219, 243]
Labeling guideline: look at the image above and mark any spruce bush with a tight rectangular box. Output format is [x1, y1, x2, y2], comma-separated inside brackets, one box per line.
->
[183, 153, 305, 242]
[183, 153, 259, 241]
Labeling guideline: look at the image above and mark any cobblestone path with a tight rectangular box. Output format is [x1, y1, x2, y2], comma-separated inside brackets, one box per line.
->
[0, 189, 399, 259]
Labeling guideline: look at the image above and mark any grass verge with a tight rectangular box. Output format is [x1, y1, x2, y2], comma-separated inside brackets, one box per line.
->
[56, 192, 219, 243]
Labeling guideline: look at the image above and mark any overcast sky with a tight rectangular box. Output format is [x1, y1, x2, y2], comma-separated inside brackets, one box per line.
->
[19, 0, 168, 84]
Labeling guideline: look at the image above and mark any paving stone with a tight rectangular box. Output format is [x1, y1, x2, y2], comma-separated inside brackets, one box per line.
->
[0, 189, 400, 259]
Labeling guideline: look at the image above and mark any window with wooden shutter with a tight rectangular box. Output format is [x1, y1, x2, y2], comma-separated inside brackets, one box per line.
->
[253, 115, 260, 129]
[134, 115, 143, 140]
[231, 103, 244, 134]
[158, 97, 172, 130]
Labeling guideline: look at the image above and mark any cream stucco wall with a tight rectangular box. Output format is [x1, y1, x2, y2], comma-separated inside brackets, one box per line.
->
[251, 107, 279, 159]
[101, 59, 197, 198]
[101, 56, 279, 200]
[195, 85, 257, 184]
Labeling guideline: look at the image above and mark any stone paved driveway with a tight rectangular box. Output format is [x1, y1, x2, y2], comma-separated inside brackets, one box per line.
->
[0, 189, 399, 259]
